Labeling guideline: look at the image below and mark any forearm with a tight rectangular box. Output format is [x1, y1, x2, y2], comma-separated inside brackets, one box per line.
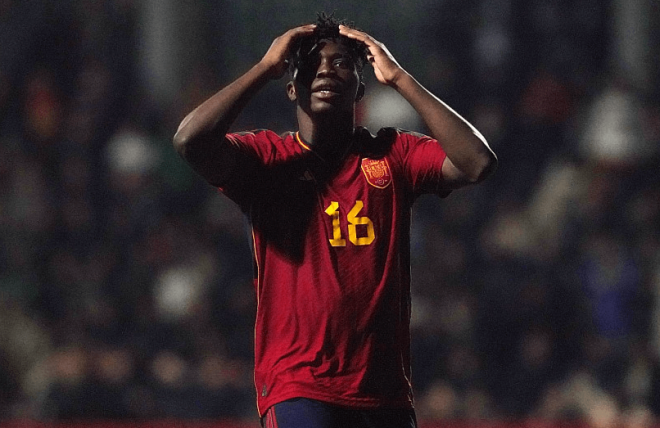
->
[171, 62, 275, 186]
[173, 61, 272, 157]
[172, 24, 317, 186]
[392, 72, 497, 183]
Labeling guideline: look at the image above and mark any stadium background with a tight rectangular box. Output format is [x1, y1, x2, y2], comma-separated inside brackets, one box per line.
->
[1, 0, 659, 426]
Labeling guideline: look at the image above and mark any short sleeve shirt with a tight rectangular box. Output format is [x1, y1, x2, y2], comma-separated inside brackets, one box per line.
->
[219, 127, 449, 416]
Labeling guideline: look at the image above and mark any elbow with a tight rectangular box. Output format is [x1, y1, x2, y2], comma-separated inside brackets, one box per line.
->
[472, 151, 498, 184]
[173, 127, 200, 160]
[459, 150, 497, 185]
[172, 129, 188, 157]
[471, 132, 498, 183]
[173, 110, 197, 157]
[459, 131, 498, 184]
[171, 129, 232, 187]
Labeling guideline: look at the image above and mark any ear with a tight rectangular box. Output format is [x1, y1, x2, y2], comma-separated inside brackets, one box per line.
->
[355, 81, 366, 102]
[286, 81, 297, 102]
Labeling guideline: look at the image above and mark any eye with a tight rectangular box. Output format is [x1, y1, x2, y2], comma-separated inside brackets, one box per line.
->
[333, 57, 353, 69]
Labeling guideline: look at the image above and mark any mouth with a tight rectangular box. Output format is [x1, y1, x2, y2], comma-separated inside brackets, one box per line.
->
[311, 81, 342, 98]
[312, 90, 340, 100]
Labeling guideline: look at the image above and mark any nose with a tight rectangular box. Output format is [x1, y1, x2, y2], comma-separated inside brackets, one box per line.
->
[316, 58, 336, 78]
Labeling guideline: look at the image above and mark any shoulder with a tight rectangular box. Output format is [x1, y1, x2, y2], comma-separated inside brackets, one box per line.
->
[225, 129, 299, 160]
[226, 129, 294, 144]
[354, 126, 433, 158]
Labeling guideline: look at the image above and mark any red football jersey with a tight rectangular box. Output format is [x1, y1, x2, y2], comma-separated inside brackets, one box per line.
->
[220, 127, 449, 416]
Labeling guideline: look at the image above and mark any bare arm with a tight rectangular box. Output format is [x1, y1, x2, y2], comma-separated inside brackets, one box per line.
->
[339, 26, 497, 188]
[173, 24, 316, 186]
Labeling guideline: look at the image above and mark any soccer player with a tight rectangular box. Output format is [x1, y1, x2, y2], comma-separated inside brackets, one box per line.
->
[173, 14, 497, 428]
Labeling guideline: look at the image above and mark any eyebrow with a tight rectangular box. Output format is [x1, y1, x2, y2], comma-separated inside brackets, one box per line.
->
[296, 42, 356, 70]
[307, 48, 353, 61]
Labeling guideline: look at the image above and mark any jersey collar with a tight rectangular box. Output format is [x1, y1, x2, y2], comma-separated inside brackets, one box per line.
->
[295, 132, 312, 151]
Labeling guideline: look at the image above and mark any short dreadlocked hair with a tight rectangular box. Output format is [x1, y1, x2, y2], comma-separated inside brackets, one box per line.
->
[287, 12, 369, 79]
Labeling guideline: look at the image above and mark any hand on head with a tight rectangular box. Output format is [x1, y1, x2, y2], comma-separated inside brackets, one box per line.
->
[338, 25, 405, 87]
[260, 25, 317, 80]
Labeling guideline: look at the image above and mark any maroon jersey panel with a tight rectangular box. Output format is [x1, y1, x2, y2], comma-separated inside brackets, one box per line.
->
[220, 128, 448, 416]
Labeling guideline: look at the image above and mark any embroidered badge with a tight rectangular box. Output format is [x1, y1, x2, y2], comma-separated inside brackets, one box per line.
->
[361, 158, 392, 189]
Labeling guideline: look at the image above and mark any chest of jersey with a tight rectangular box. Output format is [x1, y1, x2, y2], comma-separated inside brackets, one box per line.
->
[251, 152, 403, 266]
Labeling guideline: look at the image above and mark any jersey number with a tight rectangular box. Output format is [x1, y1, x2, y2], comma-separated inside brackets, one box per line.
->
[324, 201, 375, 247]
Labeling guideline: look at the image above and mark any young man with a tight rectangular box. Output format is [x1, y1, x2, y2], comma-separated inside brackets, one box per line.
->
[173, 14, 497, 428]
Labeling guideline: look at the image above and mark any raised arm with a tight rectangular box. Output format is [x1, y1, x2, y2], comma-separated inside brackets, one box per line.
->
[173, 25, 316, 186]
[339, 26, 497, 188]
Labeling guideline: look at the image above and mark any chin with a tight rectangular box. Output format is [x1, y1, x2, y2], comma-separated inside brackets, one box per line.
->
[310, 104, 339, 115]
[310, 99, 353, 115]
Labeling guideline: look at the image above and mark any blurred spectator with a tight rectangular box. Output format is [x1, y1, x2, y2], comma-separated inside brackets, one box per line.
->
[579, 231, 641, 342]
[41, 346, 90, 420]
[193, 355, 254, 419]
[84, 345, 138, 419]
[147, 349, 197, 418]
[501, 327, 557, 416]
[580, 80, 655, 168]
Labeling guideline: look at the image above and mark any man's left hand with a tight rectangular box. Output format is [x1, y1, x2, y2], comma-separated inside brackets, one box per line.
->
[339, 25, 406, 87]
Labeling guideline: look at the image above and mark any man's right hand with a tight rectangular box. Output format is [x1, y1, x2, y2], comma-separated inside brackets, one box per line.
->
[259, 24, 317, 80]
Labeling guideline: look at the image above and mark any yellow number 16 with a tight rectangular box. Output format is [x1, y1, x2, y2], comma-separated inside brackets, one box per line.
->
[324, 201, 375, 247]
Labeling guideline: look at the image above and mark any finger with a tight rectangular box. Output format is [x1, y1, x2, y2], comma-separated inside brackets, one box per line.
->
[296, 24, 316, 30]
[338, 25, 376, 45]
[339, 28, 379, 53]
[287, 24, 317, 39]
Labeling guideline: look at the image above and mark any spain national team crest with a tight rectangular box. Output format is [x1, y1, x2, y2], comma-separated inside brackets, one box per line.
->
[361, 158, 392, 189]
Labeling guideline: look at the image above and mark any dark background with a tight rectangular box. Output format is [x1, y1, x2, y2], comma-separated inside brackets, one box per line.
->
[1, 0, 659, 424]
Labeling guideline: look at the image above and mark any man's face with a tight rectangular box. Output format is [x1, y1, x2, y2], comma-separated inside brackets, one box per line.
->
[290, 39, 363, 116]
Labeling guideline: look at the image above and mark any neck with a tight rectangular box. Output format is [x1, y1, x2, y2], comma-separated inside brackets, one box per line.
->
[297, 111, 355, 160]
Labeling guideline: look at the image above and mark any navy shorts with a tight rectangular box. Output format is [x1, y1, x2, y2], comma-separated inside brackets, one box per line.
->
[261, 398, 417, 428]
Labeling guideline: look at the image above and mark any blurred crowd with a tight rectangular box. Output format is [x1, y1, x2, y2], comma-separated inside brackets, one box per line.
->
[1, 0, 660, 426]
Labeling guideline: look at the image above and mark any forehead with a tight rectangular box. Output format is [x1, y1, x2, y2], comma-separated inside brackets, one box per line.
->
[302, 38, 353, 59]
[316, 39, 351, 55]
